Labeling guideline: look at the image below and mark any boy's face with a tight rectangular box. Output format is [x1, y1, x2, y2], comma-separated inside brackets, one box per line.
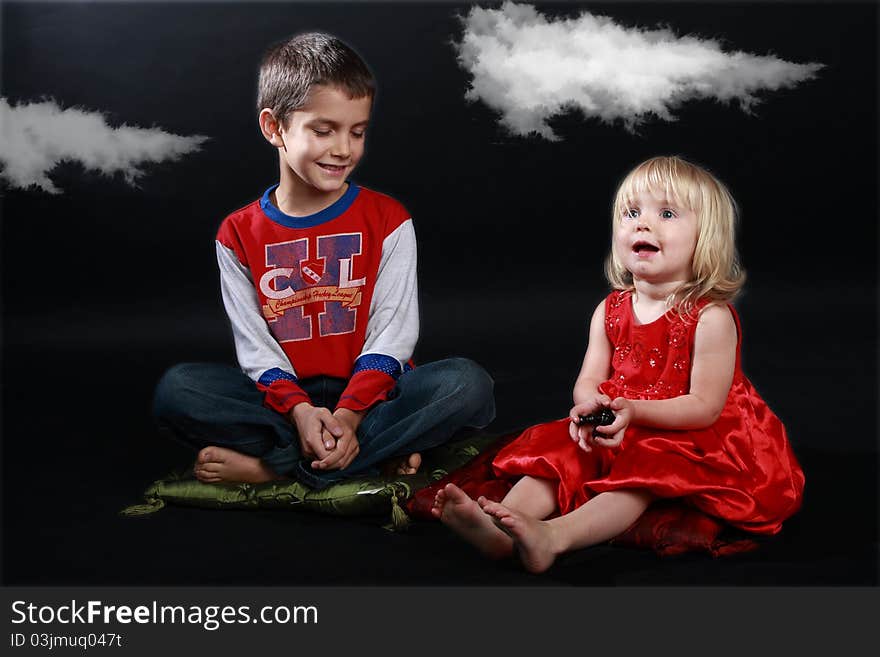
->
[277, 85, 371, 195]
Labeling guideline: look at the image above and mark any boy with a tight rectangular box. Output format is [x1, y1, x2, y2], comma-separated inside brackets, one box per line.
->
[152, 32, 495, 488]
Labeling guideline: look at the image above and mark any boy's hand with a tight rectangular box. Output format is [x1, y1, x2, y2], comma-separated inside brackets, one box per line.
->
[568, 394, 612, 452]
[311, 408, 363, 471]
[290, 403, 343, 461]
[591, 397, 633, 449]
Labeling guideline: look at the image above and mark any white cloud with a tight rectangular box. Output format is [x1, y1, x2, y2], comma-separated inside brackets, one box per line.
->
[0, 97, 209, 193]
[454, 2, 824, 139]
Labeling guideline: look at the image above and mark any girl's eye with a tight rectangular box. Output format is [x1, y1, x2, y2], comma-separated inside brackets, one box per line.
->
[623, 208, 639, 219]
[352, 131, 365, 139]
[312, 129, 331, 137]
[660, 209, 677, 219]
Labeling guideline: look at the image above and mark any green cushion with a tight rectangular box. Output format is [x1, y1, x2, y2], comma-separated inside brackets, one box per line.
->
[120, 432, 502, 531]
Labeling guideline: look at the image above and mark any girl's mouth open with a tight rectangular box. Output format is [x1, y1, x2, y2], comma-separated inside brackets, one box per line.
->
[633, 242, 659, 258]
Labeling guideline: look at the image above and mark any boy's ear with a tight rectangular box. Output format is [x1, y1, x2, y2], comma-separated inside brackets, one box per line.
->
[259, 109, 285, 148]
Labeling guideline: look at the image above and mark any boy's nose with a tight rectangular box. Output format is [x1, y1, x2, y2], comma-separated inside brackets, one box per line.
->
[331, 134, 350, 158]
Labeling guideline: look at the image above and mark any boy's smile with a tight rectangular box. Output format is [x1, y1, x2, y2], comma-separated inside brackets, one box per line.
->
[272, 84, 372, 214]
[316, 163, 348, 176]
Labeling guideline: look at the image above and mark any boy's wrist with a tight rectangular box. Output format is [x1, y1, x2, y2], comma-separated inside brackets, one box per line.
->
[334, 407, 365, 430]
[289, 402, 314, 423]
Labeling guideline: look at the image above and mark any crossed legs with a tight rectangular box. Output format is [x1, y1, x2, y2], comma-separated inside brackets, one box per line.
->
[192, 447, 421, 484]
[154, 358, 495, 488]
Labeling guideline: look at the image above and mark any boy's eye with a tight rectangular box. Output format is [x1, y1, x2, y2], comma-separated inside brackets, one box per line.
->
[312, 129, 331, 137]
[623, 208, 639, 219]
[351, 130, 366, 139]
[660, 209, 677, 219]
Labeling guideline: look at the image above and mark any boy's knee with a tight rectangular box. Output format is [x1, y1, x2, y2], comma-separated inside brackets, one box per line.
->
[449, 357, 493, 393]
[152, 363, 201, 419]
[446, 358, 496, 427]
[437, 357, 495, 411]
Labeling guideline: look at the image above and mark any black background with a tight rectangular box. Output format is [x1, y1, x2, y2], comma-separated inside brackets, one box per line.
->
[1, 0, 877, 596]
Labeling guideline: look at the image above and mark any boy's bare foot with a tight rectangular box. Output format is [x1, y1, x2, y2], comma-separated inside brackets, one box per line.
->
[431, 483, 512, 559]
[194, 447, 280, 484]
[479, 499, 559, 574]
[381, 452, 422, 476]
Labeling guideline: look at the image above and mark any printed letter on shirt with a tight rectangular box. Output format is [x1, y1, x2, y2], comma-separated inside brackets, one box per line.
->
[260, 234, 365, 342]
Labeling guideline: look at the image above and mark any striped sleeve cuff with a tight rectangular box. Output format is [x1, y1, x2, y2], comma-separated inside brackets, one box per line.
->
[336, 355, 412, 412]
[256, 368, 311, 415]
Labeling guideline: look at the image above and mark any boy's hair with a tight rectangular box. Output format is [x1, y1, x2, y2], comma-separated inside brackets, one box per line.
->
[605, 155, 746, 317]
[257, 32, 375, 126]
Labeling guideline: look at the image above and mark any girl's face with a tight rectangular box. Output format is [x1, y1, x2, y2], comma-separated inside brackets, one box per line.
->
[613, 190, 699, 286]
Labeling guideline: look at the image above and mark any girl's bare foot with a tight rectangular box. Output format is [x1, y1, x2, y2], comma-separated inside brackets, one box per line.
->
[479, 499, 559, 574]
[194, 447, 280, 484]
[382, 452, 422, 476]
[431, 483, 512, 559]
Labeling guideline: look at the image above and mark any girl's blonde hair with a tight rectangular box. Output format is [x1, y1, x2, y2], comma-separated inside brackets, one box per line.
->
[605, 155, 746, 318]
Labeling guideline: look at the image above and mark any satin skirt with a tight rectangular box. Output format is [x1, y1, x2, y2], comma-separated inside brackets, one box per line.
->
[492, 381, 805, 535]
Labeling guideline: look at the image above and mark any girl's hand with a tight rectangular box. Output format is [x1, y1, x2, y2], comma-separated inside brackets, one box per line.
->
[592, 397, 633, 449]
[568, 394, 612, 452]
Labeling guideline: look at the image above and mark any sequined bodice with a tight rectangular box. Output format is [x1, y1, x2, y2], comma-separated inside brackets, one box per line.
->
[599, 290, 700, 400]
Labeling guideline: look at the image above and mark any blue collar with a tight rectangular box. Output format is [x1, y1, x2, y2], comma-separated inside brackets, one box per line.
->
[260, 183, 360, 228]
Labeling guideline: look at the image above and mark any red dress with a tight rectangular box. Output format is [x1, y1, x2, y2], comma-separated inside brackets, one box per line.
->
[492, 291, 805, 535]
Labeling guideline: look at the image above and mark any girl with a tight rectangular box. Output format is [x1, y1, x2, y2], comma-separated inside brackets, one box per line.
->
[432, 155, 805, 573]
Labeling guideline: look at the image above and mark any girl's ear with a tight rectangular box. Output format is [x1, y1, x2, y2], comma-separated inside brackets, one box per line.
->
[258, 109, 285, 148]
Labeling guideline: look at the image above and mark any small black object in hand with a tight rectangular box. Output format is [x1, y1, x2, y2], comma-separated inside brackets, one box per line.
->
[577, 408, 615, 427]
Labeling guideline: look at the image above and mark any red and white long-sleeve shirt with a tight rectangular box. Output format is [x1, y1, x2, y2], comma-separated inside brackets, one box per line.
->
[215, 183, 418, 415]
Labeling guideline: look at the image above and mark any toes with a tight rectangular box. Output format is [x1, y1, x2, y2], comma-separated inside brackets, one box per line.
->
[195, 471, 222, 483]
[447, 491, 465, 504]
[394, 453, 422, 475]
[198, 447, 225, 464]
[444, 483, 467, 502]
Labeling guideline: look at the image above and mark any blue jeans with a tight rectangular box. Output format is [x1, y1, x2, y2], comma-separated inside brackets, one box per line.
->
[152, 358, 496, 489]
